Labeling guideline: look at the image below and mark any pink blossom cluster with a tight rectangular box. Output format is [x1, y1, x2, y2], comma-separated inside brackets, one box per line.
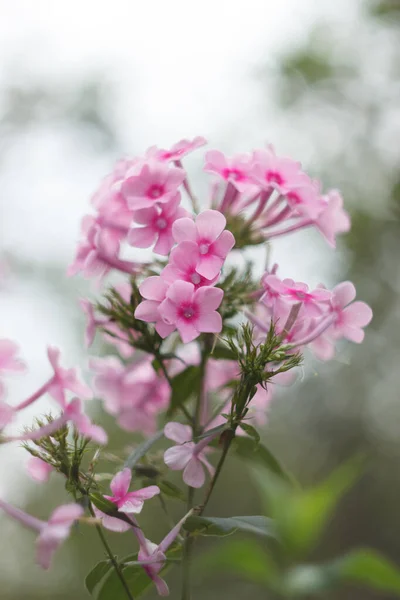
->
[249, 267, 373, 360]
[205, 146, 350, 247]
[0, 343, 105, 443]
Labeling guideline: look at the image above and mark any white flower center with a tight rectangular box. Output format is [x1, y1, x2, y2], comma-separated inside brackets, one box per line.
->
[191, 273, 201, 285]
[156, 218, 167, 230]
[199, 243, 209, 255]
[184, 308, 194, 319]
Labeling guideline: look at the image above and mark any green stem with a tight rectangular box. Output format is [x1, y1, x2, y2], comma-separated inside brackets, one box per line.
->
[90, 505, 134, 600]
[181, 347, 208, 600]
[198, 428, 236, 516]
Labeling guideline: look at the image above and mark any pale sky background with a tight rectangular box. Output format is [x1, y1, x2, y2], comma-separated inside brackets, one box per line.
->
[0, 0, 361, 498]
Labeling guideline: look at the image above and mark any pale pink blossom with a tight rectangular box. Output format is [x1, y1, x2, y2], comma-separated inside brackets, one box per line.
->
[68, 222, 138, 280]
[204, 150, 257, 193]
[27, 457, 54, 483]
[134, 276, 176, 338]
[4, 397, 107, 445]
[284, 181, 323, 220]
[0, 499, 83, 569]
[147, 137, 207, 162]
[94, 468, 159, 532]
[266, 276, 332, 317]
[128, 194, 189, 255]
[251, 146, 308, 194]
[91, 356, 170, 434]
[0, 339, 26, 402]
[327, 281, 373, 343]
[314, 190, 351, 247]
[161, 241, 218, 288]
[172, 210, 235, 279]
[136, 511, 193, 596]
[122, 161, 186, 211]
[164, 422, 215, 488]
[80, 299, 107, 347]
[159, 281, 223, 343]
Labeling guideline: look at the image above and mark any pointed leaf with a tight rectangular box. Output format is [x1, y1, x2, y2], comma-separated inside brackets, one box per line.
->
[158, 479, 186, 501]
[123, 430, 163, 470]
[183, 515, 278, 539]
[234, 436, 294, 483]
[85, 561, 112, 596]
[239, 423, 260, 444]
[168, 366, 201, 416]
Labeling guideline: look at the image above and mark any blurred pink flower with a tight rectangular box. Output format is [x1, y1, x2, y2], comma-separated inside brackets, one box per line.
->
[0, 499, 83, 569]
[128, 194, 189, 255]
[204, 150, 256, 193]
[91, 356, 170, 434]
[26, 457, 54, 483]
[147, 136, 207, 162]
[164, 422, 214, 488]
[314, 190, 351, 247]
[172, 210, 235, 279]
[251, 146, 308, 194]
[159, 281, 223, 343]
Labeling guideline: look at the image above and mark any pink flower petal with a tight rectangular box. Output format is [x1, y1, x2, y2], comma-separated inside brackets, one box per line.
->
[172, 218, 197, 243]
[110, 468, 132, 499]
[211, 229, 235, 257]
[195, 311, 222, 334]
[196, 254, 224, 279]
[27, 457, 54, 483]
[183, 457, 205, 488]
[164, 422, 192, 443]
[166, 280, 194, 305]
[135, 300, 162, 322]
[139, 276, 169, 302]
[195, 286, 224, 313]
[128, 226, 156, 248]
[333, 281, 356, 308]
[164, 445, 193, 470]
[177, 321, 200, 344]
[196, 210, 226, 242]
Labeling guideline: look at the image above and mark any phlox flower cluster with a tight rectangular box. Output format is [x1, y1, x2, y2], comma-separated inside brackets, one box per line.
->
[0, 136, 373, 598]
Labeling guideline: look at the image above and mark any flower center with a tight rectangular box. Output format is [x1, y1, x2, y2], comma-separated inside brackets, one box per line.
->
[266, 171, 283, 185]
[155, 217, 168, 230]
[148, 185, 164, 199]
[191, 273, 201, 285]
[199, 243, 209, 255]
[184, 307, 194, 319]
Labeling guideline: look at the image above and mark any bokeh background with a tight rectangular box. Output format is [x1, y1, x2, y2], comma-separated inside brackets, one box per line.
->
[0, 0, 399, 598]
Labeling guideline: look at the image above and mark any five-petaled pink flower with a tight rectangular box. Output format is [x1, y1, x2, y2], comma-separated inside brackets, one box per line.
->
[164, 422, 215, 488]
[251, 146, 308, 194]
[204, 150, 256, 193]
[128, 194, 189, 255]
[172, 210, 235, 279]
[328, 281, 373, 343]
[122, 161, 186, 210]
[266, 276, 332, 317]
[44, 347, 93, 408]
[161, 241, 218, 288]
[159, 281, 224, 343]
[147, 136, 207, 162]
[94, 468, 160, 532]
[0, 499, 83, 569]
[314, 190, 351, 248]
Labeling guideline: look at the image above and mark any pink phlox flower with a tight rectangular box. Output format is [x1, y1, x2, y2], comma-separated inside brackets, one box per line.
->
[0, 498, 83, 569]
[91, 158, 137, 210]
[146, 136, 207, 162]
[128, 194, 189, 255]
[36, 503, 84, 569]
[314, 190, 351, 247]
[266, 276, 332, 317]
[91, 356, 170, 434]
[46, 347, 93, 407]
[284, 180, 323, 220]
[66, 397, 108, 444]
[159, 281, 224, 344]
[251, 146, 308, 194]
[134, 276, 176, 338]
[161, 241, 219, 288]
[137, 511, 193, 596]
[68, 219, 139, 281]
[80, 299, 108, 348]
[204, 150, 258, 193]
[164, 422, 215, 488]
[172, 210, 235, 279]
[94, 468, 159, 533]
[122, 160, 186, 211]
[0, 339, 26, 404]
[327, 281, 373, 343]
[26, 456, 54, 483]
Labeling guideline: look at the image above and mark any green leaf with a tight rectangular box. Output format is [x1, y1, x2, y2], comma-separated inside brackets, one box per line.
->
[123, 430, 163, 470]
[85, 561, 112, 596]
[239, 423, 260, 444]
[89, 493, 119, 516]
[158, 479, 186, 501]
[95, 545, 182, 599]
[210, 344, 238, 360]
[255, 457, 362, 557]
[234, 436, 294, 483]
[194, 423, 228, 442]
[167, 366, 201, 416]
[199, 539, 279, 587]
[183, 515, 278, 539]
[284, 548, 400, 596]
